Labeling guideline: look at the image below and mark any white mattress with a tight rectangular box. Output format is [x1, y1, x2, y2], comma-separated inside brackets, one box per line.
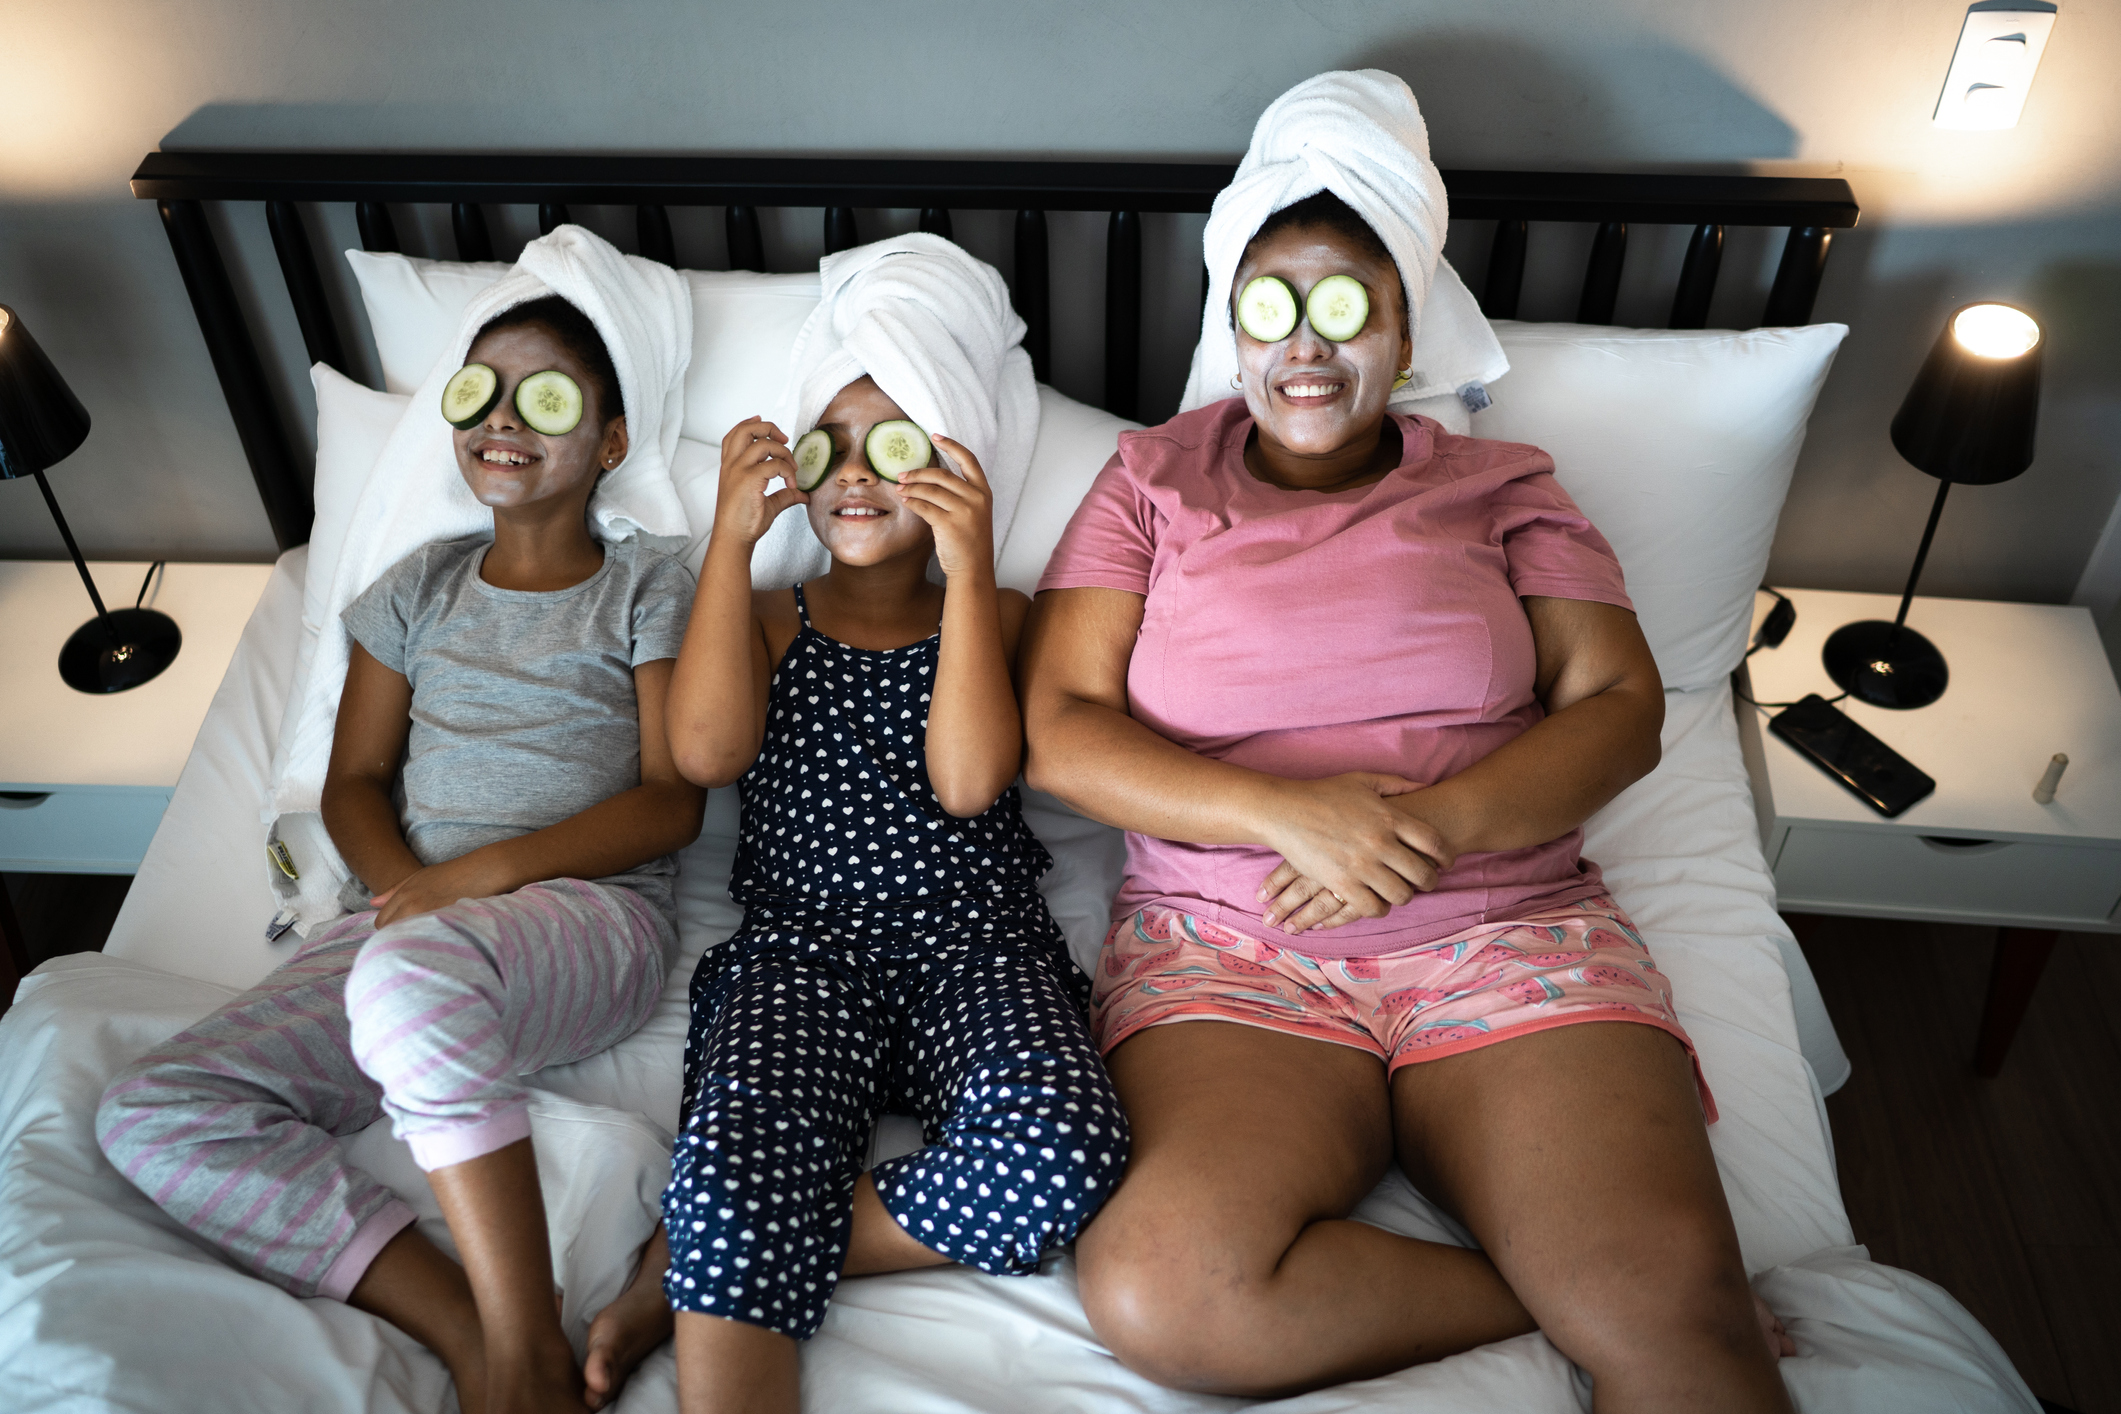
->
[0, 550, 2036, 1412]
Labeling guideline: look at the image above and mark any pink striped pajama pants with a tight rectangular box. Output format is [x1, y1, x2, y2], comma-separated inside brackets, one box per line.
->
[95, 877, 671, 1301]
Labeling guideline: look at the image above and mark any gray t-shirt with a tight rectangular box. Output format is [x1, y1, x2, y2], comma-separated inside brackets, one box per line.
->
[341, 533, 694, 920]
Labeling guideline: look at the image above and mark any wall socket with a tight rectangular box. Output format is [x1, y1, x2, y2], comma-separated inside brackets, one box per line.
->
[1933, 6, 2058, 130]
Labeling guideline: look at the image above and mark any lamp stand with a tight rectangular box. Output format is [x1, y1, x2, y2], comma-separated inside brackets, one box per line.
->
[1822, 478, 1952, 709]
[32, 469, 181, 694]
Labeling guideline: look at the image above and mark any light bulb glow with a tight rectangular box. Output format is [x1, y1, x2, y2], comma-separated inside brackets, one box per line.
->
[1951, 304, 2040, 359]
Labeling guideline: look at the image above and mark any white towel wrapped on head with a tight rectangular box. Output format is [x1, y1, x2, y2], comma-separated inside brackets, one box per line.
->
[261, 224, 693, 937]
[1180, 69, 1508, 424]
[751, 233, 1039, 589]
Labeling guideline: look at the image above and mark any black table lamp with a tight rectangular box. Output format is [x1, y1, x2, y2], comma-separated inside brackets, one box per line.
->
[1822, 302, 2042, 709]
[0, 304, 181, 693]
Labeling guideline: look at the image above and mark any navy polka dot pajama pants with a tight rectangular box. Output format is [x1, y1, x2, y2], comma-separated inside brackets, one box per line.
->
[661, 920, 1129, 1340]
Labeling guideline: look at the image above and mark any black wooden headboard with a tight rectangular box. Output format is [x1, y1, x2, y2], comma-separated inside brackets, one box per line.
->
[129, 151, 1858, 552]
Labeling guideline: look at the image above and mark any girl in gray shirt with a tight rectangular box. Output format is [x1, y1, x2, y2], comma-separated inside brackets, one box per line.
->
[99, 295, 702, 1414]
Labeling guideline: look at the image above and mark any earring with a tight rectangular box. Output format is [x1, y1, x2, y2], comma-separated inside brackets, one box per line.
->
[1392, 368, 1413, 390]
[1230, 373, 1243, 390]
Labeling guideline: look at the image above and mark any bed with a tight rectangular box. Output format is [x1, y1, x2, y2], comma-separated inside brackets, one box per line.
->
[0, 151, 2039, 1412]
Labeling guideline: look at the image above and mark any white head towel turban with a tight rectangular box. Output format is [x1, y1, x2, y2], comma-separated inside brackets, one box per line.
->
[1180, 69, 1508, 418]
[263, 224, 693, 935]
[754, 232, 1039, 589]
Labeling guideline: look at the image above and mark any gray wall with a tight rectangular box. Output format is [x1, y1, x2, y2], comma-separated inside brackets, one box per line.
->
[5, 0, 2118, 641]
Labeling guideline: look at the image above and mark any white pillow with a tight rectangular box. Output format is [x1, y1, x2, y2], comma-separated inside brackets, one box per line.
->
[997, 386, 1139, 595]
[346, 251, 513, 395]
[1474, 320, 1847, 692]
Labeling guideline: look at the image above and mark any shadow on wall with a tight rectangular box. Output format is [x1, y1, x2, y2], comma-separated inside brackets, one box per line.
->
[1348, 31, 1797, 168]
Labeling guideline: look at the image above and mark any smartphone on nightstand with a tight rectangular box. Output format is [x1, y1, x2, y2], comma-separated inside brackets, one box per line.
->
[1768, 694, 1937, 818]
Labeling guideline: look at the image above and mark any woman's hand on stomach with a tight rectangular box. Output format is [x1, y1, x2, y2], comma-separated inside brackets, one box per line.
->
[1252, 772, 1452, 933]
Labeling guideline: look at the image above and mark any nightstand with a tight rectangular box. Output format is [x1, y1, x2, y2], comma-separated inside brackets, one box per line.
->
[1735, 587, 2121, 1075]
[0, 560, 275, 989]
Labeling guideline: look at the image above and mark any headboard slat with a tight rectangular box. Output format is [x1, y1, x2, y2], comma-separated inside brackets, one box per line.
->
[1012, 209, 1050, 383]
[537, 204, 570, 236]
[1669, 224, 1723, 330]
[824, 207, 860, 256]
[919, 208, 953, 240]
[1576, 221, 1628, 326]
[636, 205, 675, 266]
[158, 199, 311, 547]
[726, 206, 764, 272]
[265, 200, 347, 376]
[452, 203, 494, 262]
[1763, 226, 1833, 327]
[1103, 210, 1142, 422]
[355, 201, 400, 254]
[1483, 219, 1528, 320]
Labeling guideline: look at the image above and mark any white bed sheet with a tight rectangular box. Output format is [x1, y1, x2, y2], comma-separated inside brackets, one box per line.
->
[0, 551, 2035, 1412]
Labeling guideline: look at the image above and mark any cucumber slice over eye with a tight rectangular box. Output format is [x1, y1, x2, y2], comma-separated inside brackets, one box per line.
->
[792, 429, 834, 491]
[1305, 274, 1370, 343]
[1236, 275, 1301, 344]
[441, 364, 500, 430]
[863, 420, 932, 483]
[514, 370, 584, 436]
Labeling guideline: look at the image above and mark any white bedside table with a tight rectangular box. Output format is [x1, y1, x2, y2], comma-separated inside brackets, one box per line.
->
[1734, 587, 2121, 1075]
[0, 560, 275, 987]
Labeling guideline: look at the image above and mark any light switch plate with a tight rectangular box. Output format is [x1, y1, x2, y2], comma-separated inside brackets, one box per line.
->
[1934, 6, 2058, 130]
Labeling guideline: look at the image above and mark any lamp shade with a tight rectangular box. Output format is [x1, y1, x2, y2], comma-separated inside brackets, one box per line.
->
[0, 305, 92, 480]
[1888, 301, 2041, 485]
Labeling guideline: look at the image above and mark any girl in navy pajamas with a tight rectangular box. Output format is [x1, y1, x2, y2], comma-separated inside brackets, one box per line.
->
[579, 374, 1127, 1414]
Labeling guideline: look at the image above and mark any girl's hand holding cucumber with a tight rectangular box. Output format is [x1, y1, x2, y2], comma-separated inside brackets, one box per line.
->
[712, 415, 807, 548]
[896, 435, 994, 579]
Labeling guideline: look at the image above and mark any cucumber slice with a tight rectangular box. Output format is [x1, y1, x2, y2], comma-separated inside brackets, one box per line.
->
[441, 363, 500, 430]
[1236, 275, 1300, 344]
[863, 420, 931, 482]
[792, 429, 834, 491]
[1305, 275, 1370, 343]
[514, 370, 584, 436]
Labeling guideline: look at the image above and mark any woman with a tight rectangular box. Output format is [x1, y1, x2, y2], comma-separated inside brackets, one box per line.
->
[1021, 71, 1793, 1410]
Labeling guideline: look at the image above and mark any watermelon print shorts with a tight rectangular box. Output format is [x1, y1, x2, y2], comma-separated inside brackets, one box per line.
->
[1090, 894, 1716, 1122]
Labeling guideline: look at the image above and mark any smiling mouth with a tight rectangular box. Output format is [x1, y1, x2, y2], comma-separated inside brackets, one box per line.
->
[1279, 382, 1346, 401]
[832, 505, 889, 518]
[478, 448, 535, 466]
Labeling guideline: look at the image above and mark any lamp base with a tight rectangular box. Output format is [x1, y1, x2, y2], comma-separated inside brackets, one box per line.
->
[58, 607, 182, 694]
[1822, 619, 1948, 710]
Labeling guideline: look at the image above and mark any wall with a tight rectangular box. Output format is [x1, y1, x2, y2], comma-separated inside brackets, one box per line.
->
[3, 0, 2117, 644]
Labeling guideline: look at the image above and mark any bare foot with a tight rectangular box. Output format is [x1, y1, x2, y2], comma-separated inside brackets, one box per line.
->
[584, 1230, 676, 1411]
[1753, 1290, 1796, 1359]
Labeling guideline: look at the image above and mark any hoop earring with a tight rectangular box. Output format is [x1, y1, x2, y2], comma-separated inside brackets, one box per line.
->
[1230, 373, 1243, 390]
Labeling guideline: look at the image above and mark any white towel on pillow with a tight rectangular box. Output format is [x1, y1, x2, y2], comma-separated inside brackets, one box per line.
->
[748, 233, 1038, 589]
[261, 225, 692, 936]
[1180, 69, 1508, 416]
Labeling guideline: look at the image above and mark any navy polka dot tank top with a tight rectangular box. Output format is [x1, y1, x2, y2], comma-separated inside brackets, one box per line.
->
[729, 583, 1061, 944]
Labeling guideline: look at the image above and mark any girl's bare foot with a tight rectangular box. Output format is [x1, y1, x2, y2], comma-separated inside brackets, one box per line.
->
[1754, 1290, 1796, 1359]
[583, 1228, 676, 1410]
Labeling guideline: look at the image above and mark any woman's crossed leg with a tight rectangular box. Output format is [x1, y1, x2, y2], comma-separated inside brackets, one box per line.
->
[1075, 1018, 1792, 1411]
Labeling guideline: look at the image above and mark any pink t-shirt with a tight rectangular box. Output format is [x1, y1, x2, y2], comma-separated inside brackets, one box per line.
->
[1038, 399, 1634, 959]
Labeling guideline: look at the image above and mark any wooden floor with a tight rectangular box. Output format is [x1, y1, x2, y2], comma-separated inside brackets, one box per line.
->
[2, 876, 2112, 1408]
[1794, 911, 2120, 1414]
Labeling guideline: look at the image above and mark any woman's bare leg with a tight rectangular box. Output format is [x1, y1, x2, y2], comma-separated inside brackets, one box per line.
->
[1393, 1020, 1793, 1413]
[1074, 1021, 1534, 1396]
[348, 1225, 488, 1413]
[585, 1172, 949, 1407]
[428, 1137, 584, 1413]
